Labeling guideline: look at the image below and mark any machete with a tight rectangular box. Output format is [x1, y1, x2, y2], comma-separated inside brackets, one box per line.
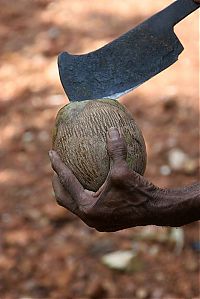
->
[58, 0, 199, 101]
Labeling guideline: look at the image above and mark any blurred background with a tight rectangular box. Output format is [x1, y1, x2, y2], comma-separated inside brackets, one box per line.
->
[0, 0, 199, 298]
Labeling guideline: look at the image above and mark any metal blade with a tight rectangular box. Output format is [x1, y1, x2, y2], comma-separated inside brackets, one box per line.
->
[58, 0, 199, 101]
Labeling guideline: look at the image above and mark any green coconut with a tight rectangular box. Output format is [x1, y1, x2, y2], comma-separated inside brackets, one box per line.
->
[52, 99, 147, 191]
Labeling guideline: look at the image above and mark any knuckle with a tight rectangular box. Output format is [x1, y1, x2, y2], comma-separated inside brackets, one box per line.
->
[110, 162, 129, 183]
[108, 137, 127, 157]
[59, 168, 67, 181]
[110, 169, 121, 183]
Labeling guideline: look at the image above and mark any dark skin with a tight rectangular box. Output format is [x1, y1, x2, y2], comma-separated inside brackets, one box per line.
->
[49, 0, 200, 232]
[49, 128, 200, 232]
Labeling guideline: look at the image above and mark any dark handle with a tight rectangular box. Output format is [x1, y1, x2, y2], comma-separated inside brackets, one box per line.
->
[157, 0, 199, 27]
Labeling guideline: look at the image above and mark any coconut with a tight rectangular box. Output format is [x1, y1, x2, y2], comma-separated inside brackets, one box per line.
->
[52, 99, 146, 191]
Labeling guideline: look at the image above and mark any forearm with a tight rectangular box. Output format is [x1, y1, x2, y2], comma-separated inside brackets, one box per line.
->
[150, 183, 200, 227]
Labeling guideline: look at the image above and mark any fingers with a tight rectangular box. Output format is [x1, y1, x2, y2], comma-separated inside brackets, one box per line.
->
[106, 127, 127, 163]
[52, 174, 78, 212]
[49, 150, 85, 203]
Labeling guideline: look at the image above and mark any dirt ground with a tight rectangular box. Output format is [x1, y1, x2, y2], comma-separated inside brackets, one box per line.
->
[0, 1, 199, 298]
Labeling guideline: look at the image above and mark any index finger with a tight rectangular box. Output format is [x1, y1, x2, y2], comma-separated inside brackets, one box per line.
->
[49, 150, 85, 203]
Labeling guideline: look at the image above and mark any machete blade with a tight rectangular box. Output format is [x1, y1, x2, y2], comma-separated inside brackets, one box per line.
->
[58, 0, 199, 101]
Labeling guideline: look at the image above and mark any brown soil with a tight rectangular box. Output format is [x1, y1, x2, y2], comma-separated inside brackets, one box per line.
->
[0, 1, 199, 298]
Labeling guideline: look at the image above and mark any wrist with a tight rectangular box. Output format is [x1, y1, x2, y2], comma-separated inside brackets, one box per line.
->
[125, 182, 161, 228]
[150, 183, 200, 227]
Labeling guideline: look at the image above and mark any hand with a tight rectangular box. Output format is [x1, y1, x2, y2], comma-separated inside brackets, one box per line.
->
[194, 0, 200, 3]
[49, 128, 157, 232]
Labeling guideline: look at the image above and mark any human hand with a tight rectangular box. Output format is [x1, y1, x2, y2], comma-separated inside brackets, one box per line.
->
[49, 128, 158, 232]
[194, 0, 200, 3]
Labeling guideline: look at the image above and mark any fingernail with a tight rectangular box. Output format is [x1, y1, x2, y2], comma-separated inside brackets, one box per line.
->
[108, 127, 119, 139]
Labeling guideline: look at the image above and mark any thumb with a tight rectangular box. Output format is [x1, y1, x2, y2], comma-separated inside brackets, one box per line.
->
[106, 127, 127, 163]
